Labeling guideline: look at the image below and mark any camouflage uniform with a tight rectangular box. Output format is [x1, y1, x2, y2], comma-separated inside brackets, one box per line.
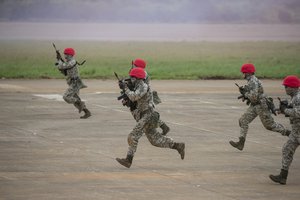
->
[269, 85, 299, 185]
[116, 78, 185, 168]
[281, 90, 300, 170]
[125, 79, 174, 156]
[57, 58, 90, 117]
[239, 75, 289, 139]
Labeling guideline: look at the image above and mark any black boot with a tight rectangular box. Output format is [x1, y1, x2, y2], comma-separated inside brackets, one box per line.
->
[172, 142, 185, 160]
[116, 154, 133, 168]
[160, 123, 170, 135]
[269, 169, 288, 185]
[80, 108, 91, 119]
[229, 137, 245, 151]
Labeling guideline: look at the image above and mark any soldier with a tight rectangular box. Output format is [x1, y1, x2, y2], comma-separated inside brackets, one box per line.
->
[131, 58, 170, 135]
[116, 67, 185, 168]
[270, 75, 300, 185]
[229, 63, 290, 150]
[55, 47, 91, 119]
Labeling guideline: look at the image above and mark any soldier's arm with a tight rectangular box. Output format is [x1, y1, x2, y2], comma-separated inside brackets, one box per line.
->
[57, 59, 76, 70]
[284, 97, 300, 118]
[125, 82, 148, 102]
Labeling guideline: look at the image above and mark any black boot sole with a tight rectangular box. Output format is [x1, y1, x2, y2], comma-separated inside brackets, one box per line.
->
[229, 141, 244, 151]
[116, 158, 131, 168]
[269, 175, 286, 185]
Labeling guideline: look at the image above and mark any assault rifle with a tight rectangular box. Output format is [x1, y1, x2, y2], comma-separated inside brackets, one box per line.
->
[277, 97, 292, 117]
[53, 43, 64, 62]
[266, 97, 277, 116]
[235, 83, 250, 105]
[53, 43, 67, 76]
[114, 72, 137, 111]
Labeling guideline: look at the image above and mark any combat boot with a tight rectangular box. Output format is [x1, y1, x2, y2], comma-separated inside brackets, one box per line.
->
[160, 123, 170, 135]
[229, 137, 245, 151]
[269, 169, 288, 185]
[172, 142, 185, 160]
[80, 108, 91, 119]
[116, 154, 133, 168]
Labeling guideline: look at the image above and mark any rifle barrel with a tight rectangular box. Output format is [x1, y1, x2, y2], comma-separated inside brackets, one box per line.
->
[114, 72, 120, 81]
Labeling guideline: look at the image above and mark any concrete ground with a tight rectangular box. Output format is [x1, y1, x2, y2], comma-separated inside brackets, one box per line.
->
[0, 79, 299, 200]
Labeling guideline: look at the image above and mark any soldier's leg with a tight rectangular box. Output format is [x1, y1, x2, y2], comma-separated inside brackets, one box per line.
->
[143, 111, 173, 148]
[116, 118, 146, 168]
[63, 87, 77, 104]
[157, 119, 170, 135]
[74, 85, 91, 118]
[73, 93, 85, 112]
[63, 85, 83, 108]
[239, 106, 257, 138]
[127, 122, 145, 157]
[145, 127, 185, 160]
[74, 93, 91, 119]
[270, 135, 299, 184]
[145, 127, 174, 148]
[257, 101, 290, 136]
[230, 106, 257, 150]
[282, 135, 299, 171]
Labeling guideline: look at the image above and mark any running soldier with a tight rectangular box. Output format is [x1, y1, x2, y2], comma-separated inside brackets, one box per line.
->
[116, 67, 185, 168]
[229, 63, 290, 150]
[270, 75, 300, 185]
[55, 47, 91, 119]
[131, 58, 170, 135]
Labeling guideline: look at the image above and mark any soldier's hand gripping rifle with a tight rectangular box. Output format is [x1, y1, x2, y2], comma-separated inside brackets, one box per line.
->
[277, 97, 292, 117]
[114, 72, 137, 111]
[235, 83, 250, 105]
[52, 43, 67, 76]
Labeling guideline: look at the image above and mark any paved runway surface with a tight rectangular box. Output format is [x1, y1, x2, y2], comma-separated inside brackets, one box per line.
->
[0, 79, 299, 200]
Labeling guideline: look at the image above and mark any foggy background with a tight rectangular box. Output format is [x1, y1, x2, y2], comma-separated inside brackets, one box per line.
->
[1, 0, 300, 24]
[1, 0, 300, 41]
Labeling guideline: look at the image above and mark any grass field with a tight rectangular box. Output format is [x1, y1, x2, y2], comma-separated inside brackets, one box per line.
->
[0, 40, 299, 79]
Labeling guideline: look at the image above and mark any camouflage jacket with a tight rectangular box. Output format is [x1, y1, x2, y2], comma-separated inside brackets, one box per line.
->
[57, 57, 79, 80]
[244, 75, 265, 104]
[285, 90, 300, 130]
[125, 79, 154, 121]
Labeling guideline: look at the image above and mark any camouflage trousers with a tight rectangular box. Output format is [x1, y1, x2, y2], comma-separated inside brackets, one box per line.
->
[239, 98, 289, 138]
[63, 79, 86, 112]
[282, 125, 300, 170]
[127, 111, 174, 156]
[157, 119, 165, 127]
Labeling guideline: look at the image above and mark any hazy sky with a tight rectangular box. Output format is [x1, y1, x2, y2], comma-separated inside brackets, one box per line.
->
[0, 0, 300, 23]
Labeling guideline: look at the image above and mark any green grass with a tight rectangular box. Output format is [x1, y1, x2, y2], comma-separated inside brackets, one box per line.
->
[0, 40, 299, 79]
